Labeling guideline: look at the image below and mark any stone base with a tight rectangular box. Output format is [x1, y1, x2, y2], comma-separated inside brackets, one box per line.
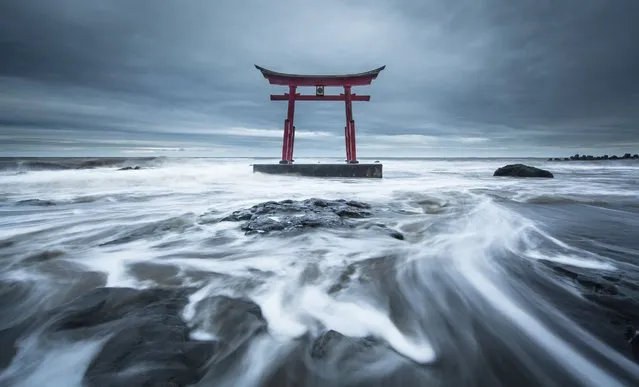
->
[253, 163, 383, 178]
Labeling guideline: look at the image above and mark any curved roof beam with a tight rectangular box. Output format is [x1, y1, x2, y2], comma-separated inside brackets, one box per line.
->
[255, 65, 386, 86]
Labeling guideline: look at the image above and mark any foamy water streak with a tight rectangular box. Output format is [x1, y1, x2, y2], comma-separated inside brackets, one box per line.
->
[1, 157, 639, 386]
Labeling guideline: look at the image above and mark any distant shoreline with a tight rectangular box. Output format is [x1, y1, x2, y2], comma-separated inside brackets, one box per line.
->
[547, 153, 638, 161]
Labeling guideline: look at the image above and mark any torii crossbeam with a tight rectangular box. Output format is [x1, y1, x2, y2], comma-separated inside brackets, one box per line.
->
[255, 65, 385, 165]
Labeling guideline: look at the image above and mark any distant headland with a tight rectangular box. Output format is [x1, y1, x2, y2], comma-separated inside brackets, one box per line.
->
[547, 153, 639, 161]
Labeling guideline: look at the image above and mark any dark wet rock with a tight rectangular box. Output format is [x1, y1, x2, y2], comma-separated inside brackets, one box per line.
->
[542, 259, 639, 359]
[545, 261, 619, 296]
[328, 265, 357, 294]
[363, 223, 405, 240]
[493, 164, 554, 178]
[633, 154, 639, 159]
[221, 198, 373, 235]
[127, 262, 183, 287]
[187, 295, 266, 360]
[30, 287, 217, 387]
[0, 284, 221, 386]
[16, 199, 56, 206]
[310, 330, 380, 359]
[23, 249, 65, 264]
[0, 240, 15, 249]
[189, 295, 266, 340]
[0, 280, 42, 369]
[241, 213, 342, 234]
[118, 166, 141, 171]
[625, 327, 639, 361]
[49, 287, 191, 334]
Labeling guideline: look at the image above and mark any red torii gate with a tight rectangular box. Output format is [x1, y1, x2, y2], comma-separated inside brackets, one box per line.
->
[255, 65, 385, 164]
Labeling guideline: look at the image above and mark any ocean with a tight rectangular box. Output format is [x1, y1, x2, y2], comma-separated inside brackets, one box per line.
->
[0, 156, 638, 387]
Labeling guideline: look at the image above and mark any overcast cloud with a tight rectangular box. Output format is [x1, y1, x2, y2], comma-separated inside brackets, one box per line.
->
[1, 0, 638, 157]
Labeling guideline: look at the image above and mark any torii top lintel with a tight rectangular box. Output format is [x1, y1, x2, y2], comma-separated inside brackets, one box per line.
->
[254, 65, 385, 87]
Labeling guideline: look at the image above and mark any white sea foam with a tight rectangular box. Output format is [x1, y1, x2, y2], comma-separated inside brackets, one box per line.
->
[1, 157, 638, 385]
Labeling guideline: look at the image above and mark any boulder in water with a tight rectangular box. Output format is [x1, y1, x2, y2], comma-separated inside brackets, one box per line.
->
[220, 198, 373, 234]
[117, 166, 141, 171]
[493, 164, 554, 178]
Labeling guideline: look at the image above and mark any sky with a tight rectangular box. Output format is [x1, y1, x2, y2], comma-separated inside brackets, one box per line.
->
[1, 0, 638, 158]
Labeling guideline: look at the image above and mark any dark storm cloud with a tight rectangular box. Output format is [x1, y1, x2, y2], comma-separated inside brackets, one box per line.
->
[0, 0, 638, 156]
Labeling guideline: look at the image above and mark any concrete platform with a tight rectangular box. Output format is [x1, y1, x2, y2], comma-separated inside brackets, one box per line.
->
[253, 163, 383, 178]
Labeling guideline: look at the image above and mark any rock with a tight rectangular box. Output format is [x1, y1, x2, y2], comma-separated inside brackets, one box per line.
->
[542, 259, 639, 361]
[625, 327, 639, 361]
[16, 199, 56, 206]
[39, 287, 217, 387]
[362, 223, 405, 240]
[310, 330, 380, 359]
[623, 153, 632, 159]
[633, 154, 639, 159]
[493, 164, 554, 178]
[611, 155, 619, 160]
[187, 295, 266, 357]
[23, 249, 65, 264]
[220, 198, 373, 235]
[118, 166, 141, 171]
[0, 285, 214, 383]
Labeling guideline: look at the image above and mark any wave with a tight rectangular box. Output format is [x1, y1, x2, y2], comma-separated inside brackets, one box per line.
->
[0, 157, 166, 171]
[523, 195, 612, 206]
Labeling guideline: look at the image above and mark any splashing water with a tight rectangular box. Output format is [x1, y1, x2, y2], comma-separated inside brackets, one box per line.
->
[1, 157, 639, 386]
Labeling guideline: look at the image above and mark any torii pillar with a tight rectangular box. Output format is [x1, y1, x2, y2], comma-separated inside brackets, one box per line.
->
[254, 65, 385, 167]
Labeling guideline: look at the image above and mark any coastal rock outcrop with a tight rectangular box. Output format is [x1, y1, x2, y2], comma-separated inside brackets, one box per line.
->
[214, 198, 405, 239]
[493, 164, 554, 178]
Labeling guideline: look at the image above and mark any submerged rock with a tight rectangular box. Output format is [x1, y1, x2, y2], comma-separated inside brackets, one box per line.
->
[0, 286, 220, 386]
[221, 198, 373, 234]
[16, 199, 57, 206]
[310, 330, 379, 359]
[493, 164, 554, 178]
[117, 166, 141, 171]
[542, 259, 639, 361]
[56, 287, 216, 387]
[186, 295, 267, 364]
[625, 327, 639, 361]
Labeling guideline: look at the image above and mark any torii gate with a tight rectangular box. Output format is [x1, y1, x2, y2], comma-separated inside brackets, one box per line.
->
[255, 65, 385, 165]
